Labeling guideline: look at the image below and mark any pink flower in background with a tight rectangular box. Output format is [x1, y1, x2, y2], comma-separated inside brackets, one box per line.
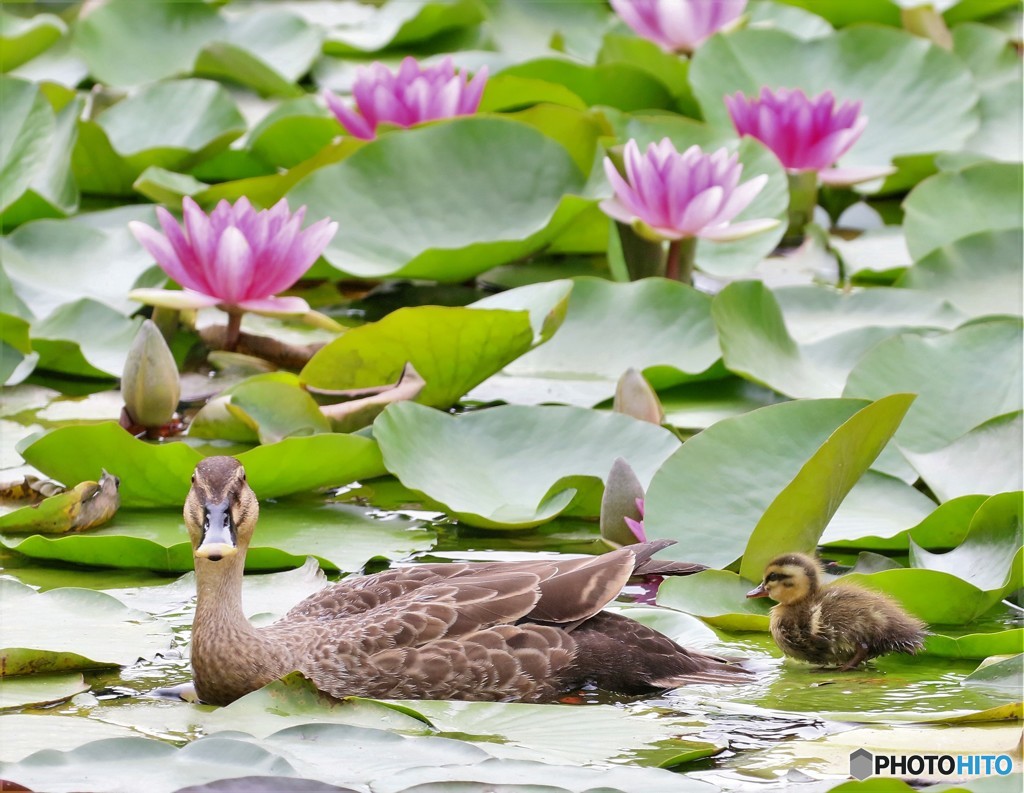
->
[129, 197, 337, 316]
[325, 56, 488, 140]
[601, 138, 777, 242]
[610, 0, 747, 54]
[624, 497, 647, 543]
[725, 88, 887, 185]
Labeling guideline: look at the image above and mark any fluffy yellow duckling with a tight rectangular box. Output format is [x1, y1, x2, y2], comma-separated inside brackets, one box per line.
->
[747, 553, 926, 670]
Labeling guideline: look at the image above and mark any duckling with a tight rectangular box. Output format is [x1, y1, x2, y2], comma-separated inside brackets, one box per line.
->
[186, 456, 750, 705]
[746, 553, 925, 671]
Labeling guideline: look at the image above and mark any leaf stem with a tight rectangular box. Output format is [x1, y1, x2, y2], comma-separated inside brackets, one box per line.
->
[784, 170, 819, 246]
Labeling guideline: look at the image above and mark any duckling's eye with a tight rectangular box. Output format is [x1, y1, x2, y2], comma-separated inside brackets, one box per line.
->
[766, 572, 783, 582]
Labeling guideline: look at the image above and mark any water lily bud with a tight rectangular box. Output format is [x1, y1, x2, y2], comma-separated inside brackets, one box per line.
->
[613, 367, 665, 425]
[122, 319, 181, 428]
[600, 457, 647, 548]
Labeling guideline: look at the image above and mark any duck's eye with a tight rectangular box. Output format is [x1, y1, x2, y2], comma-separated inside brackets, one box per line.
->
[766, 572, 782, 582]
[191, 474, 196, 484]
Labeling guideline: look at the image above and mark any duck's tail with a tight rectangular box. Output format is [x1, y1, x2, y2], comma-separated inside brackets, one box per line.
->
[629, 539, 707, 577]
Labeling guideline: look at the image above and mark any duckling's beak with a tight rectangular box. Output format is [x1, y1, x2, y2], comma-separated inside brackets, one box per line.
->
[746, 583, 769, 598]
[195, 498, 238, 561]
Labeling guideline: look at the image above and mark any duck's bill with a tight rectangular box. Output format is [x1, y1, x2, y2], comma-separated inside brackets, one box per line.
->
[746, 583, 769, 598]
[196, 500, 237, 560]
[195, 541, 237, 561]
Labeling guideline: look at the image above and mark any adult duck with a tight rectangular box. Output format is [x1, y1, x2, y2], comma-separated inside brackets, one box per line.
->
[187, 456, 749, 705]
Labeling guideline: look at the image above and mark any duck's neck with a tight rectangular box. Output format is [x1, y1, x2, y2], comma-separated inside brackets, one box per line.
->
[194, 551, 254, 636]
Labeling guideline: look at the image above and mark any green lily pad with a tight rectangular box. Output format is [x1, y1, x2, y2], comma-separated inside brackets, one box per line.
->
[245, 97, 342, 169]
[645, 396, 912, 570]
[897, 230, 1023, 319]
[0, 673, 88, 711]
[689, 26, 979, 192]
[374, 401, 681, 528]
[925, 629, 1024, 660]
[302, 307, 534, 409]
[72, 0, 227, 86]
[322, 0, 484, 54]
[0, 715, 138, 764]
[902, 162, 1022, 260]
[31, 299, 143, 379]
[658, 570, 772, 632]
[194, 9, 322, 98]
[498, 58, 673, 112]
[2, 503, 434, 574]
[0, 76, 78, 227]
[93, 79, 246, 176]
[0, 579, 171, 675]
[469, 278, 721, 407]
[844, 318, 1023, 453]
[133, 166, 209, 204]
[904, 412, 1023, 502]
[659, 378, 783, 430]
[0, 11, 65, 71]
[819, 470, 939, 550]
[402, 699, 720, 766]
[288, 117, 589, 282]
[962, 654, 1024, 693]
[712, 281, 963, 398]
[0, 213, 159, 319]
[0, 91, 79, 229]
[19, 423, 386, 507]
[951, 23, 1023, 163]
[605, 114, 789, 277]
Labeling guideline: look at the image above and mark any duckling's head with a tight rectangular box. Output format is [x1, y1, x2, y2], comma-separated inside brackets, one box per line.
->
[184, 456, 259, 562]
[746, 553, 821, 605]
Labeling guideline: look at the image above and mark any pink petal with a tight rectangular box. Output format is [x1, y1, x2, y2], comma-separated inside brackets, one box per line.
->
[129, 220, 208, 295]
[713, 173, 768, 225]
[211, 227, 255, 303]
[624, 515, 647, 543]
[699, 217, 780, 241]
[678, 185, 725, 235]
[325, 91, 375, 140]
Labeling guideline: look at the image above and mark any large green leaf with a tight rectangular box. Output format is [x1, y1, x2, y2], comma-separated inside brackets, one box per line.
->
[469, 278, 721, 407]
[498, 59, 674, 112]
[904, 412, 1023, 502]
[0, 11, 65, 71]
[374, 401, 681, 528]
[193, 9, 322, 97]
[951, 23, 1023, 163]
[322, 0, 485, 54]
[0, 673, 88, 711]
[245, 97, 342, 169]
[302, 307, 534, 408]
[844, 318, 1023, 453]
[0, 77, 56, 216]
[30, 299, 143, 379]
[689, 27, 979, 191]
[72, 0, 227, 86]
[645, 396, 911, 570]
[2, 504, 434, 574]
[902, 162, 1022, 260]
[658, 570, 772, 631]
[0, 88, 79, 228]
[897, 230, 1023, 319]
[604, 114, 788, 277]
[0, 580, 171, 675]
[819, 471, 942, 549]
[711, 282, 962, 398]
[0, 716, 137, 764]
[287, 117, 588, 281]
[93, 79, 246, 175]
[19, 423, 386, 507]
[0, 213, 158, 319]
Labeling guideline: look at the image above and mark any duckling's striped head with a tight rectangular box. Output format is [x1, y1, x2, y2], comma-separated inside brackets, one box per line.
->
[746, 553, 821, 605]
[185, 457, 259, 562]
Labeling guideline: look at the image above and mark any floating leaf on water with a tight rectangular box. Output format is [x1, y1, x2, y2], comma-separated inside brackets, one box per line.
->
[0, 471, 119, 534]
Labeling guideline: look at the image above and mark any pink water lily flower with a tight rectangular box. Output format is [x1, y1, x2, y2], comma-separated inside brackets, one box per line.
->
[602, 138, 777, 243]
[129, 197, 337, 319]
[624, 497, 647, 543]
[726, 88, 890, 185]
[325, 56, 488, 140]
[611, 0, 746, 54]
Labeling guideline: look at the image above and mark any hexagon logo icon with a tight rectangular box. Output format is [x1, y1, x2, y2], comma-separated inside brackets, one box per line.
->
[850, 748, 874, 780]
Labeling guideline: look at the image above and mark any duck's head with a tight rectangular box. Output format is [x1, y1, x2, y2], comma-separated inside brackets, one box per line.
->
[184, 456, 258, 562]
[746, 553, 820, 605]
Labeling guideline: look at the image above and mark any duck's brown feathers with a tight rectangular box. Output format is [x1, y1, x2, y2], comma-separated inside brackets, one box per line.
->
[186, 457, 746, 705]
